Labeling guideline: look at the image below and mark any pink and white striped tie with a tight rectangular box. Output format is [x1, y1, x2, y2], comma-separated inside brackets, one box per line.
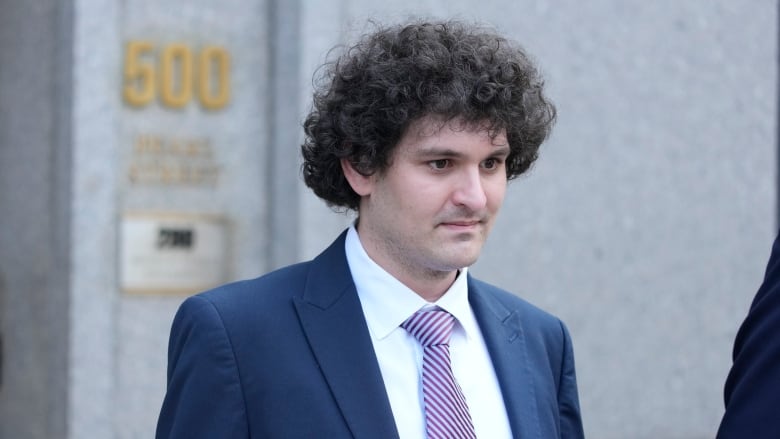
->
[402, 309, 477, 439]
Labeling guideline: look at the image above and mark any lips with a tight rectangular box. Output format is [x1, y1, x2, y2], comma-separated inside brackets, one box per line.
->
[443, 220, 480, 226]
[439, 219, 484, 229]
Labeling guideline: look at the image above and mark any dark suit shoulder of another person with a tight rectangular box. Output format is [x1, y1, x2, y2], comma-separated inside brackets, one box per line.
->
[718, 232, 780, 438]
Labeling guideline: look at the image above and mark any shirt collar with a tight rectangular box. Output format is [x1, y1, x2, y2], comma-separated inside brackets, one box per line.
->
[344, 224, 475, 341]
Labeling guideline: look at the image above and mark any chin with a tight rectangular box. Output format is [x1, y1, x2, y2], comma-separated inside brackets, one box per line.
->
[428, 241, 483, 269]
[446, 253, 480, 270]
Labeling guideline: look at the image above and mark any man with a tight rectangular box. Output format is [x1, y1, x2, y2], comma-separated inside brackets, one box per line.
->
[157, 20, 584, 438]
[718, 232, 780, 438]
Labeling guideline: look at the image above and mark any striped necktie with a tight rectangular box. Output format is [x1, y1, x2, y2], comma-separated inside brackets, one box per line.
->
[402, 309, 477, 439]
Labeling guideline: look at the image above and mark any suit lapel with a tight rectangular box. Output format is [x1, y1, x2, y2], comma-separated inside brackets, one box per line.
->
[293, 232, 399, 439]
[468, 277, 541, 439]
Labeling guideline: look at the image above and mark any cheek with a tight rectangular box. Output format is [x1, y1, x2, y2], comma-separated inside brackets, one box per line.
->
[486, 180, 507, 209]
[399, 178, 440, 206]
[385, 179, 432, 217]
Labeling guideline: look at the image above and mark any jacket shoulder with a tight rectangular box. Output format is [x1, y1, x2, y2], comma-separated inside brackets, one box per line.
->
[469, 277, 564, 326]
[192, 261, 312, 319]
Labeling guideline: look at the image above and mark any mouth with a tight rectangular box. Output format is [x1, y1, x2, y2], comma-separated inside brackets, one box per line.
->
[439, 219, 483, 230]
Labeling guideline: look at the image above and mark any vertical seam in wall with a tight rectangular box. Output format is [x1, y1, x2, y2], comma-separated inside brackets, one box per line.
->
[266, 0, 302, 270]
[47, 0, 74, 437]
[52, 0, 74, 436]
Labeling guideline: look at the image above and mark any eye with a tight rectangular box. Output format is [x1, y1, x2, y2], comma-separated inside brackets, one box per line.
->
[429, 159, 450, 170]
[482, 158, 502, 170]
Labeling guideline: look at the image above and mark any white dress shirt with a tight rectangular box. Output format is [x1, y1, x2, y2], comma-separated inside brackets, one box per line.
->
[345, 226, 513, 439]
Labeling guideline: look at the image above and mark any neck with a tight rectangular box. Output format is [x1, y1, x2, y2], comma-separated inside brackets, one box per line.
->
[362, 238, 459, 301]
[352, 222, 462, 302]
[396, 268, 458, 302]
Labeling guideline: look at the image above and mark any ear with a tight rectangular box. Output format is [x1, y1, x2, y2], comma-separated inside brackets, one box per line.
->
[340, 158, 375, 196]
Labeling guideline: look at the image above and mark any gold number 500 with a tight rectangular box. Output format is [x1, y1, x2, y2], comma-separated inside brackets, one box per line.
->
[123, 41, 231, 110]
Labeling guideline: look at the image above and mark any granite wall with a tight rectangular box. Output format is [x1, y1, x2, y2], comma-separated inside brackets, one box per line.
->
[0, 1, 776, 438]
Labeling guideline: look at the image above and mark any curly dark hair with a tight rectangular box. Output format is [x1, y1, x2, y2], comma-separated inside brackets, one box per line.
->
[301, 19, 556, 211]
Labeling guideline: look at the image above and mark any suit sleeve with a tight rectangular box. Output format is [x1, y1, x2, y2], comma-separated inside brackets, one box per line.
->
[557, 320, 585, 439]
[718, 233, 780, 439]
[156, 295, 249, 439]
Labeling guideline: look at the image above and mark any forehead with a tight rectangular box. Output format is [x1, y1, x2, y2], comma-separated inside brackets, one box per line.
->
[396, 115, 508, 152]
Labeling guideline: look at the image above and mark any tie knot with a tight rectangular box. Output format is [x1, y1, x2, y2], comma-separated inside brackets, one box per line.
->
[401, 309, 455, 347]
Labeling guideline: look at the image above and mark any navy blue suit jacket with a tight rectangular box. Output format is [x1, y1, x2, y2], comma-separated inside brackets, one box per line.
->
[718, 232, 780, 438]
[156, 231, 584, 438]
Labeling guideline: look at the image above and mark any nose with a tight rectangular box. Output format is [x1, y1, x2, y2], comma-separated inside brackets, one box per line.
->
[451, 168, 487, 210]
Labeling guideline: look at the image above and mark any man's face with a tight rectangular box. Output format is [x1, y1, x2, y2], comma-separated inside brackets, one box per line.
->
[352, 116, 509, 289]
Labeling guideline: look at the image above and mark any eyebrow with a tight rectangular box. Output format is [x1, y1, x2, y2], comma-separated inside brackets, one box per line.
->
[414, 145, 511, 158]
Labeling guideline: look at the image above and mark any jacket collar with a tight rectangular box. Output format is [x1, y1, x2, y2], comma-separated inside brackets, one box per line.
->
[468, 276, 541, 439]
[293, 231, 400, 439]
